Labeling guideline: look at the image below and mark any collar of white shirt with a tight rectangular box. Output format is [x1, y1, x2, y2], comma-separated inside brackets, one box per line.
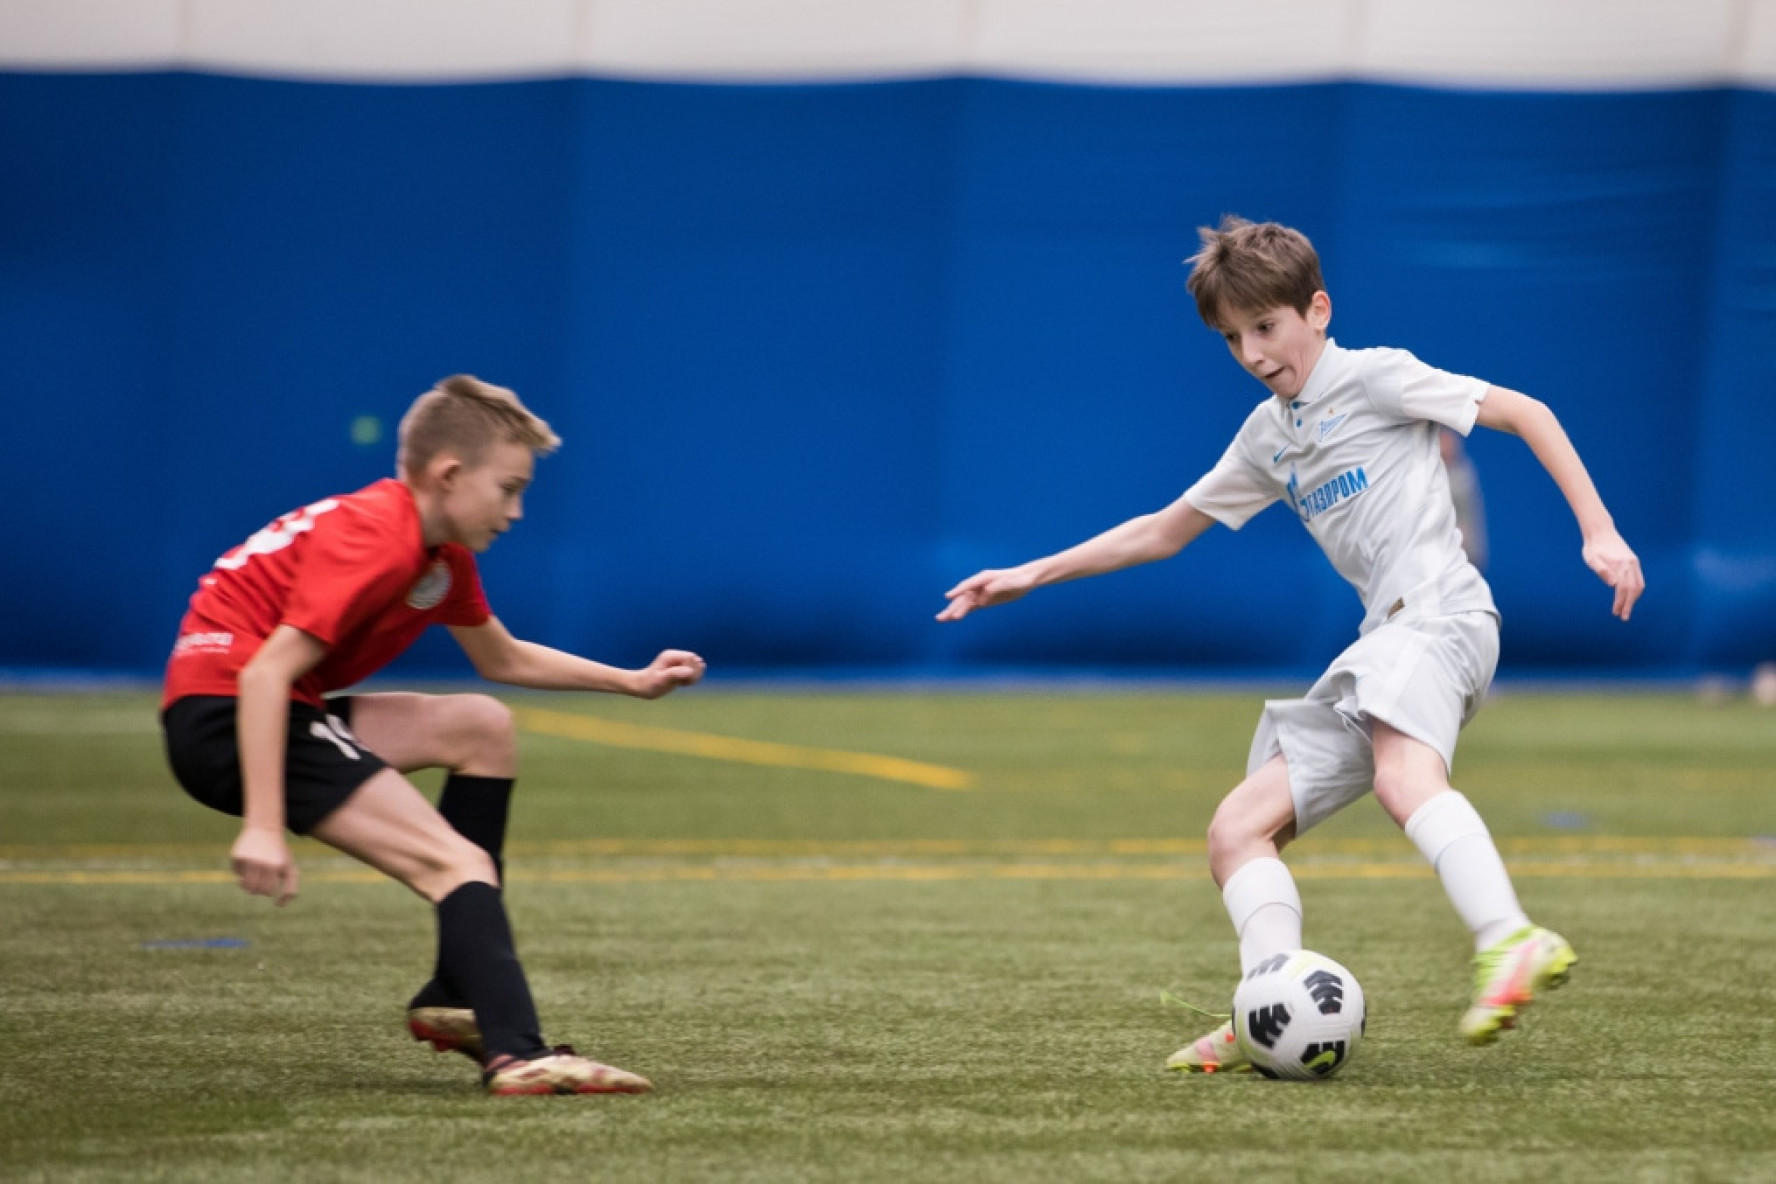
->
[1285, 338, 1346, 414]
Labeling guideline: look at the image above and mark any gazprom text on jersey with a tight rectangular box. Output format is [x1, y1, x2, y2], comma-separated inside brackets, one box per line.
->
[1295, 467, 1370, 523]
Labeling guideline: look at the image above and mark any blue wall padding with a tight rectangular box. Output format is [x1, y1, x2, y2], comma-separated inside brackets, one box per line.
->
[2, 74, 1770, 677]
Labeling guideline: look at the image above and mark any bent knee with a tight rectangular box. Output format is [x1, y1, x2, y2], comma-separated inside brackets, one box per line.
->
[1207, 799, 1269, 861]
[448, 694, 517, 773]
[1207, 805, 1264, 862]
[1207, 779, 1297, 862]
[1370, 765, 1408, 812]
[1371, 760, 1449, 819]
[456, 693, 515, 744]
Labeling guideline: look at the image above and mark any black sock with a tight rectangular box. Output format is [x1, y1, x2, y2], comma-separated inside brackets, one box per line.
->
[435, 881, 546, 1061]
[409, 774, 517, 1011]
[437, 773, 515, 881]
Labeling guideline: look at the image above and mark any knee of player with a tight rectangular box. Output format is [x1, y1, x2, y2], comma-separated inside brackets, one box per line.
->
[1371, 761, 1436, 814]
[455, 694, 518, 766]
[1205, 799, 1250, 858]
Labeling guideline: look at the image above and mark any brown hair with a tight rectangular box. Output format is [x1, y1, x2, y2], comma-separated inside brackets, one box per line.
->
[1185, 216, 1325, 329]
[397, 375, 560, 478]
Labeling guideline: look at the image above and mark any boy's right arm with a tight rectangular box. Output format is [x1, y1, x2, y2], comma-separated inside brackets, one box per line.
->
[233, 625, 328, 905]
[937, 494, 1216, 621]
[1474, 385, 1645, 620]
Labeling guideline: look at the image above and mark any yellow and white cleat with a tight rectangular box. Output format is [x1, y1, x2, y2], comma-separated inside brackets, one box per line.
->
[1460, 925, 1577, 1045]
[1165, 1019, 1251, 1074]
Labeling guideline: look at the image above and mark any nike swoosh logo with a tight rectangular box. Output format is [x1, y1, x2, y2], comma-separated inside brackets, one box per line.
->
[1272, 448, 1288, 464]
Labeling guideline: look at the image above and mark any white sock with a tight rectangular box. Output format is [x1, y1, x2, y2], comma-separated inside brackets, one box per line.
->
[1405, 790, 1530, 951]
[1221, 856, 1303, 974]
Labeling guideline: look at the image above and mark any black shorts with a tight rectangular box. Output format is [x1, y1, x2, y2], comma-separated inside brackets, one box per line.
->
[161, 696, 388, 835]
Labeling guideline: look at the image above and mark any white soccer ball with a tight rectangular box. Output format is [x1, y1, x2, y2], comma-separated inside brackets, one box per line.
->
[1232, 950, 1366, 1081]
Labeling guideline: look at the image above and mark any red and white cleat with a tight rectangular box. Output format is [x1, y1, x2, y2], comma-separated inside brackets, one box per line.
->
[483, 1047, 654, 1096]
[407, 1006, 484, 1061]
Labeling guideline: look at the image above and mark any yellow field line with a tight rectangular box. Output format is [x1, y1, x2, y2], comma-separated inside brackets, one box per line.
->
[512, 705, 975, 790]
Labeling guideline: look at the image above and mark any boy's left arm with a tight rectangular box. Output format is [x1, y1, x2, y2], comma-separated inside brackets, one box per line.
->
[449, 618, 705, 699]
[1473, 386, 1645, 620]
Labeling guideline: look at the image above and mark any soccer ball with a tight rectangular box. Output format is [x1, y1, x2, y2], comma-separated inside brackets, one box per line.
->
[1232, 950, 1366, 1081]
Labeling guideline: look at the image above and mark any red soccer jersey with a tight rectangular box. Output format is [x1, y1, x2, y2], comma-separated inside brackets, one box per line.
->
[163, 478, 492, 708]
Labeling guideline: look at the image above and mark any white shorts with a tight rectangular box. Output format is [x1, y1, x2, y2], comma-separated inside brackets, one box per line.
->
[1248, 610, 1500, 834]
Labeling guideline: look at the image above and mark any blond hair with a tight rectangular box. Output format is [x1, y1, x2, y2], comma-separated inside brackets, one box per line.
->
[1185, 216, 1326, 329]
[397, 375, 560, 478]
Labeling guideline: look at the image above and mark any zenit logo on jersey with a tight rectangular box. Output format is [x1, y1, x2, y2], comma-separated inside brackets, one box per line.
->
[1286, 465, 1371, 523]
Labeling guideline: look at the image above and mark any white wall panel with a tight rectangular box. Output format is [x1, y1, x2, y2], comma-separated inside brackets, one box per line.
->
[0, 0, 182, 68]
[0, 0, 1769, 87]
[183, 0, 579, 81]
[1361, 0, 1742, 89]
[969, 0, 1349, 84]
[1741, 0, 1776, 83]
[576, 0, 964, 80]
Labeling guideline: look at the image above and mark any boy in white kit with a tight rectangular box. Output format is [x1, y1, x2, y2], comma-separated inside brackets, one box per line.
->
[938, 216, 1645, 1070]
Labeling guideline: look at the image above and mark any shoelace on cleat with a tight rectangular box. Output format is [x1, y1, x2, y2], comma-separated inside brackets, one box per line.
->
[1159, 989, 1231, 1023]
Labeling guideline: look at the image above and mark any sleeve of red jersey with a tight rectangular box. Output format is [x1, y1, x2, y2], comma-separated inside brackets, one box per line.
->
[280, 504, 428, 647]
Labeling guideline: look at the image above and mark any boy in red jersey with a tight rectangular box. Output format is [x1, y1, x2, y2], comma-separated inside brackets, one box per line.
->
[161, 375, 705, 1096]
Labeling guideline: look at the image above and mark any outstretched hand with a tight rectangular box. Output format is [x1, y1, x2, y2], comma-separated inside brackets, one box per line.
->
[631, 649, 707, 699]
[938, 568, 1036, 622]
[231, 824, 298, 906]
[1582, 529, 1645, 621]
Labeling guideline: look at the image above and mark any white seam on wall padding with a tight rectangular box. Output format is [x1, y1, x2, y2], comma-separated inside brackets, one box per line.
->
[1, 0, 1772, 88]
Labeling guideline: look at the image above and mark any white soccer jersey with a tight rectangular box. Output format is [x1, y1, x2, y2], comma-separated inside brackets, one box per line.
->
[1184, 340, 1497, 635]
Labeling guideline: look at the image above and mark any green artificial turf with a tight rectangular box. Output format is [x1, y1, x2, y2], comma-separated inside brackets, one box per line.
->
[1, 688, 1772, 1182]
